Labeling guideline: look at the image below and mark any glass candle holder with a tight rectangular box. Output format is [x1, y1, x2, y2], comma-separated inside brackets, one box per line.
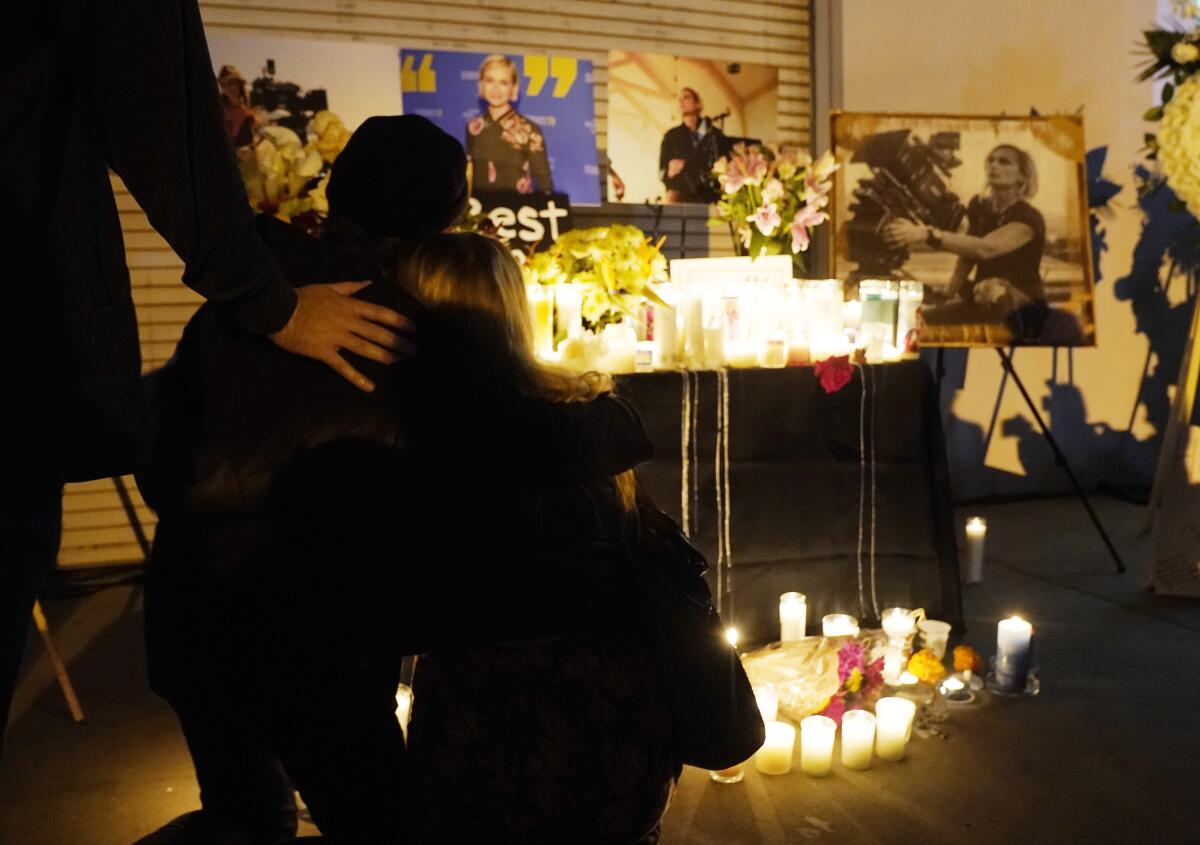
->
[874, 697, 916, 761]
[779, 592, 807, 642]
[840, 709, 876, 770]
[709, 761, 745, 784]
[526, 283, 555, 358]
[755, 720, 796, 775]
[800, 715, 837, 777]
[822, 613, 859, 637]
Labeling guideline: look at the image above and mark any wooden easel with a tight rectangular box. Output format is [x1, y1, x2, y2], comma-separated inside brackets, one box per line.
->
[31, 601, 85, 723]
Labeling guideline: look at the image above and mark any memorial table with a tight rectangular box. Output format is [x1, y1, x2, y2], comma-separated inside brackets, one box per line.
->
[617, 360, 962, 642]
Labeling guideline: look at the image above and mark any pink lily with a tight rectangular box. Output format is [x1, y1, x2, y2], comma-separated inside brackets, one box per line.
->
[790, 202, 828, 252]
[747, 202, 781, 236]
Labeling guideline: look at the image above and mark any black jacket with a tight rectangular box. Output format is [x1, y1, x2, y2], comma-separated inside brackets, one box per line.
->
[142, 222, 654, 700]
[3, 2, 296, 481]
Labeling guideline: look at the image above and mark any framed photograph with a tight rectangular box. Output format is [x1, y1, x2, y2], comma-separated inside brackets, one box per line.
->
[400, 49, 601, 205]
[830, 112, 1096, 348]
[607, 52, 778, 205]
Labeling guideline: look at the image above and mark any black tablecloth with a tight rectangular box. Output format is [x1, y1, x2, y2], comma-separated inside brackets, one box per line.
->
[616, 361, 962, 643]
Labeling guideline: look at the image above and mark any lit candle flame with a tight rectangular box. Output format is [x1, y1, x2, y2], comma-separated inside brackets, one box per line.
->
[899, 671, 919, 685]
[943, 677, 964, 692]
[725, 627, 739, 648]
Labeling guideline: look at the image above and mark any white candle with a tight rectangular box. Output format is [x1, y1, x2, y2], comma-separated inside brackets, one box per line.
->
[800, 715, 837, 777]
[754, 686, 779, 722]
[917, 619, 952, 659]
[703, 321, 725, 368]
[881, 607, 917, 645]
[874, 697, 916, 761]
[652, 303, 678, 368]
[822, 613, 859, 637]
[395, 683, 413, 739]
[881, 645, 905, 685]
[682, 292, 705, 367]
[964, 517, 987, 584]
[759, 333, 788, 368]
[555, 284, 583, 343]
[995, 615, 1034, 693]
[526, 284, 554, 357]
[755, 720, 796, 775]
[635, 340, 655, 372]
[840, 710, 876, 770]
[726, 339, 758, 369]
[779, 592, 807, 642]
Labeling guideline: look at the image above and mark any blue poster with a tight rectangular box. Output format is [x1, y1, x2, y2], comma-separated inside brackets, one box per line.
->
[400, 49, 600, 205]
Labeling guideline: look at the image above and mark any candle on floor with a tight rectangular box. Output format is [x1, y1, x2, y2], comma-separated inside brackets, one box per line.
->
[755, 720, 796, 775]
[800, 715, 837, 777]
[881, 646, 905, 685]
[881, 607, 917, 650]
[964, 517, 987, 584]
[840, 709, 876, 770]
[822, 613, 859, 637]
[994, 615, 1034, 693]
[754, 686, 779, 722]
[874, 697, 916, 761]
[779, 592, 807, 641]
[709, 761, 745, 784]
[395, 683, 413, 739]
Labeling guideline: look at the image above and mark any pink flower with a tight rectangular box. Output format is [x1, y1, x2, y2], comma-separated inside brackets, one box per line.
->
[837, 641, 866, 682]
[746, 202, 781, 236]
[863, 656, 885, 692]
[790, 202, 829, 253]
[720, 147, 770, 192]
[820, 693, 847, 725]
[814, 355, 854, 393]
[803, 170, 833, 205]
[762, 178, 785, 204]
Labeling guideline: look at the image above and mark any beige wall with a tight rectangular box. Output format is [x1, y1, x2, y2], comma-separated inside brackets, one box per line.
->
[840, 0, 1164, 499]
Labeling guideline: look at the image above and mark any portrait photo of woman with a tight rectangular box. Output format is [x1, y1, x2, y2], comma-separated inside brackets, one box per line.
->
[831, 113, 1095, 348]
[885, 143, 1073, 341]
[466, 54, 554, 195]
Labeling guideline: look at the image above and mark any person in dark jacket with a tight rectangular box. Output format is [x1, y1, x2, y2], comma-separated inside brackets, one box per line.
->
[0, 0, 407, 761]
[135, 116, 655, 845]
[398, 233, 677, 845]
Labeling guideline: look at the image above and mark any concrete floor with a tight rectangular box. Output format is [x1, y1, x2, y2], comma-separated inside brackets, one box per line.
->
[1, 497, 1198, 845]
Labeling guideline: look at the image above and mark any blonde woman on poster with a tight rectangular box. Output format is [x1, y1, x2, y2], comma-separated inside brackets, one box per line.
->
[466, 54, 554, 194]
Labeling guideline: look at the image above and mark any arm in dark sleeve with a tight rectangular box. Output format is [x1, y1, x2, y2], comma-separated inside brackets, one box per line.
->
[528, 129, 553, 194]
[90, 0, 296, 335]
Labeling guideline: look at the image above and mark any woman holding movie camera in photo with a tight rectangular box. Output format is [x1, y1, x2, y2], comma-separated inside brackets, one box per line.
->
[466, 54, 554, 195]
[884, 143, 1053, 340]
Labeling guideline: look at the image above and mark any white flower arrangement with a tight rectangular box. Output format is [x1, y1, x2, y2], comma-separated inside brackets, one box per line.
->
[1158, 74, 1200, 217]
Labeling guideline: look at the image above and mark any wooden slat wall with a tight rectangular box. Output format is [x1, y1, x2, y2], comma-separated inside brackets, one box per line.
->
[60, 0, 810, 568]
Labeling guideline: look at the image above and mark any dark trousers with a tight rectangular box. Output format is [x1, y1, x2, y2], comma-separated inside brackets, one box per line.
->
[0, 476, 62, 759]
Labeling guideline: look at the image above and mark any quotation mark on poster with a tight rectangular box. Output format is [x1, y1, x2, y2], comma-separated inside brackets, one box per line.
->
[401, 54, 437, 92]
[523, 56, 577, 98]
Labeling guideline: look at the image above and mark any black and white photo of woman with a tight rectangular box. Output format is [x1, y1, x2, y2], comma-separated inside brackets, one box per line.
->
[884, 143, 1077, 342]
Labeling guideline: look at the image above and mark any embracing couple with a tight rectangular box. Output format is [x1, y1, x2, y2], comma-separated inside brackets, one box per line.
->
[133, 115, 688, 845]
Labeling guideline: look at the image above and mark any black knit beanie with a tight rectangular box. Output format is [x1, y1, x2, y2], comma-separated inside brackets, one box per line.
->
[326, 115, 468, 240]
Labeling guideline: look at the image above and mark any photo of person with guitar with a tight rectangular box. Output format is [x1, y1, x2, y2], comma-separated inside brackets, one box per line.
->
[658, 87, 727, 204]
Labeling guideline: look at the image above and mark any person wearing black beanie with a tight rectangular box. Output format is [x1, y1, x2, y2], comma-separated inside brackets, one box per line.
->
[326, 114, 469, 241]
[133, 114, 654, 845]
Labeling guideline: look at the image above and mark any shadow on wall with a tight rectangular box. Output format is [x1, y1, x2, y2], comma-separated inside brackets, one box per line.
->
[931, 150, 1199, 501]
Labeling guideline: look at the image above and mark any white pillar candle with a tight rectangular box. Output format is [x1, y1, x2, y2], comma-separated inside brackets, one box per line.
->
[555, 284, 583, 343]
[395, 683, 413, 739]
[652, 303, 678, 368]
[881, 645, 905, 685]
[703, 321, 725, 368]
[994, 615, 1034, 693]
[755, 720, 796, 775]
[759, 333, 788, 368]
[800, 715, 837, 777]
[822, 613, 859, 637]
[840, 709, 876, 770]
[682, 291, 705, 367]
[726, 339, 758, 368]
[526, 283, 555, 357]
[874, 697, 916, 761]
[881, 607, 917, 645]
[754, 686, 779, 722]
[964, 517, 987, 584]
[779, 592, 807, 642]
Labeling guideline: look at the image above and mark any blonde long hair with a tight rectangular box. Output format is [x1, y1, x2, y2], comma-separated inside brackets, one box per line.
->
[403, 233, 637, 511]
